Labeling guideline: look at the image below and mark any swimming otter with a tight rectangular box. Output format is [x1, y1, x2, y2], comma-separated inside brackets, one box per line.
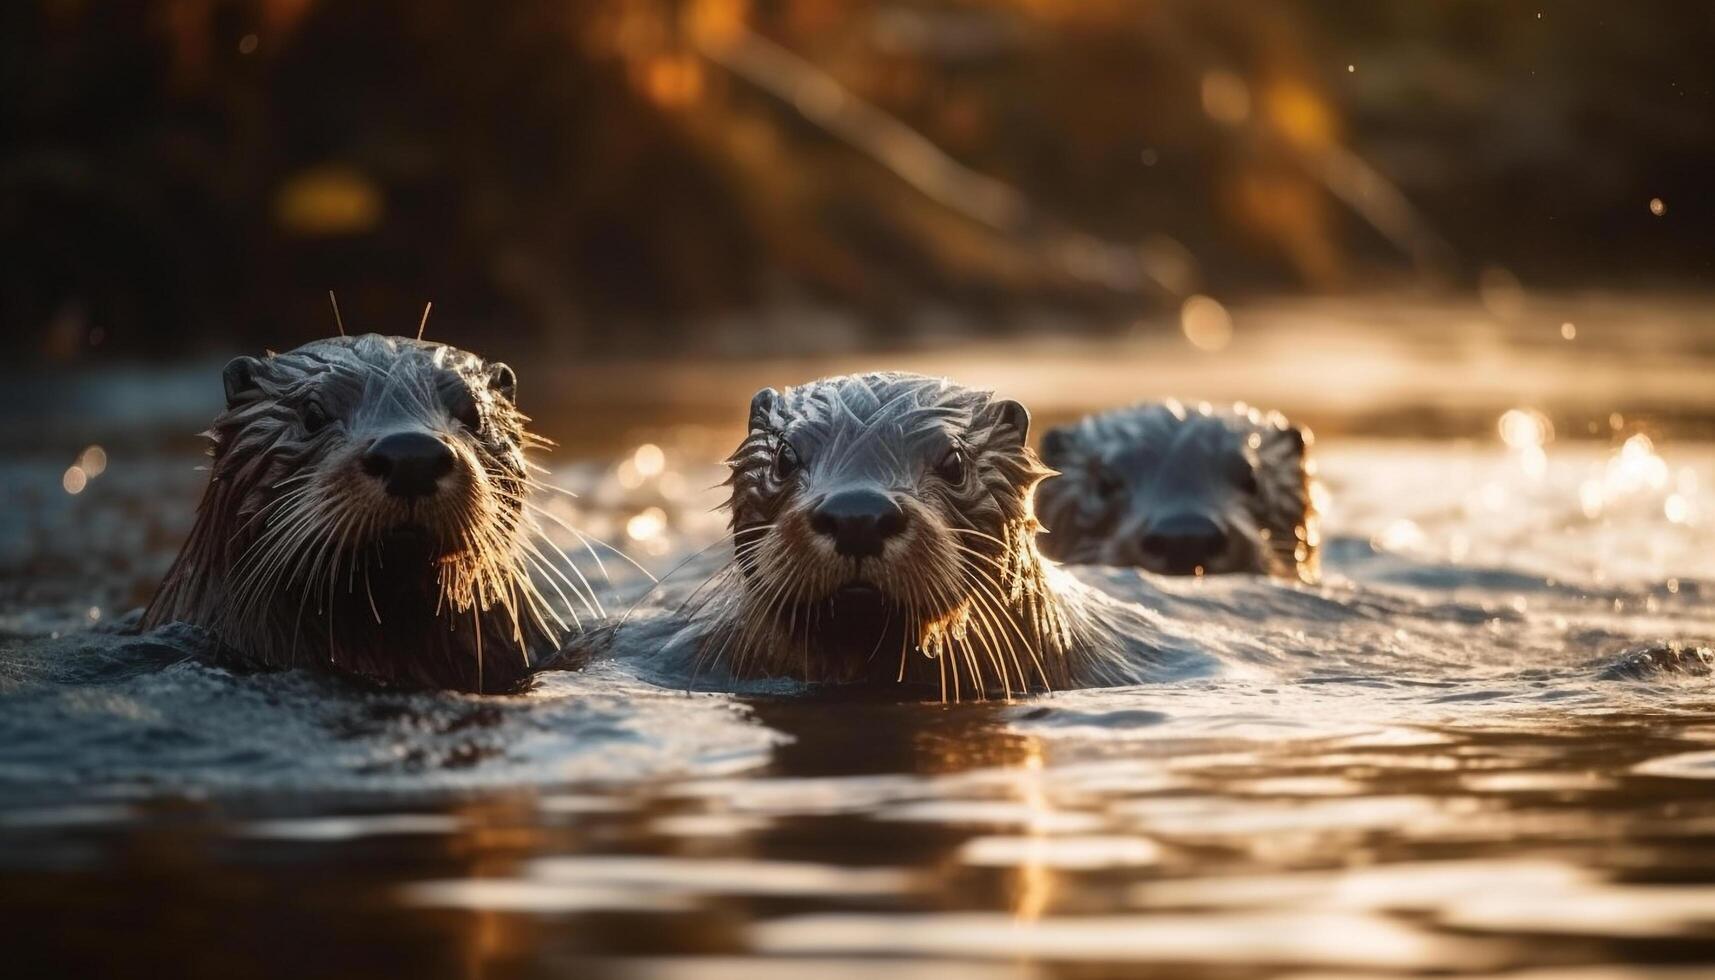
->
[596, 372, 1166, 700]
[143, 334, 585, 693]
[1036, 400, 1319, 582]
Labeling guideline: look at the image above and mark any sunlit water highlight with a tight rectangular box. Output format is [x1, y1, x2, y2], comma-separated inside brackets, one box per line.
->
[4, 422, 1715, 977]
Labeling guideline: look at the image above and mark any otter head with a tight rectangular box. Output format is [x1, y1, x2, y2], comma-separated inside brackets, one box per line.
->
[713, 372, 1064, 697]
[1036, 401, 1319, 582]
[146, 333, 568, 692]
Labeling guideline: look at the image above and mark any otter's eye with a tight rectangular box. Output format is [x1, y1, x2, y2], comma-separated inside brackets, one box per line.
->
[303, 401, 331, 434]
[453, 397, 482, 432]
[937, 447, 968, 484]
[772, 440, 800, 482]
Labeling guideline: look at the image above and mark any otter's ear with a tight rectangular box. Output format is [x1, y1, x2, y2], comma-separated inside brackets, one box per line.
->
[1039, 426, 1074, 466]
[988, 398, 1030, 442]
[1259, 422, 1310, 471]
[487, 362, 517, 403]
[748, 387, 780, 431]
[222, 356, 264, 409]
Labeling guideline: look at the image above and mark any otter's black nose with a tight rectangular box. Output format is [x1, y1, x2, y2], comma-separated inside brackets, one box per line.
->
[1140, 514, 1228, 574]
[810, 489, 907, 558]
[362, 432, 455, 498]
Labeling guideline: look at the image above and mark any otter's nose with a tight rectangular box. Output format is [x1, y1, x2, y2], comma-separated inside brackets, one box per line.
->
[810, 489, 907, 558]
[362, 432, 455, 499]
[1140, 514, 1228, 574]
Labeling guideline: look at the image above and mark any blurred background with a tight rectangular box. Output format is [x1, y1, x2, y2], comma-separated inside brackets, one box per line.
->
[12, 13, 1715, 976]
[4, 0, 1715, 443]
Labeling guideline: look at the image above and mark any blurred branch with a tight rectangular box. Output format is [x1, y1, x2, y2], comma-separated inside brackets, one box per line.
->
[697, 23, 1185, 297]
[698, 24, 1028, 235]
[1312, 143, 1455, 280]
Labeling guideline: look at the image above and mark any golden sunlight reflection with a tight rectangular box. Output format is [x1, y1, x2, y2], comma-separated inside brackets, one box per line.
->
[879, 799, 1101, 833]
[1665, 493, 1691, 524]
[1372, 518, 1426, 554]
[1180, 295, 1235, 352]
[616, 460, 644, 491]
[626, 506, 670, 547]
[1580, 433, 1674, 520]
[1009, 744, 1052, 923]
[78, 445, 107, 477]
[748, 910, 1478, 970]
[404, 853, 922, 915]
[632, 443, 666, 478]
[1497, 409, 1552, 451]
[547, 439, 734, 572]
[615, 440, 675, 491]
[963, 834, 1162, 870]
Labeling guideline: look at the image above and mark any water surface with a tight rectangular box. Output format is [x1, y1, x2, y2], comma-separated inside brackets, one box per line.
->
[5, 368, 1715, 978]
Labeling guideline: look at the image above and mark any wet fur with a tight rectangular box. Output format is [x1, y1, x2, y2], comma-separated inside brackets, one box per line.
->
[143, 334, 584, 693]
[1037, 400, 1319, 582]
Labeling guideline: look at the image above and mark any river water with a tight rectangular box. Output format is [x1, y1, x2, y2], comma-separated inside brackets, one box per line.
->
[4, 336, 1715, 978]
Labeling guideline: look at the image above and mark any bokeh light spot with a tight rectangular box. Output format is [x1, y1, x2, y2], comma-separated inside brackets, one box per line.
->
[79, 445, 107, 477]
[1200, 71, 1251, 125]
[626, 507, 668, 542]
[633, 443, 666, 479]
[1180, 295, 1233, 352]
[1498, 409, 1552, 450]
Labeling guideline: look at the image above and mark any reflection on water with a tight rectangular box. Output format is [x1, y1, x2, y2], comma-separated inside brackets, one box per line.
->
[5, 367, 1715, 977]
[7, 702, 1715, 977]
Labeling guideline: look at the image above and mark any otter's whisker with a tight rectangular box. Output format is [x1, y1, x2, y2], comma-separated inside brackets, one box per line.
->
[230, 501, 325, 627]
[931, 576, 987, 701]
[946, 526, 1014, 551]
[289, 506, 348, 655]
[950, 543, 1051, 689]
[230, 483, 317, 542]
[518, 548, 588, 631]
[617, 529, 751, 629]
[961, 571, 1031, 695]
[228, 494, 318, 588]
[525, 525, 605, 617]
[676, 530, 776, 624]
[518, 534, 603, 619]
[363, 558, 382, 624]
[730, 551, 800, 678]
[523, 500, 621, 576]
[578, 533, 661, 584]
[951, 579, 1014, 696]
[737, 548, 812, 678]
[521, 474, 577, 499]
